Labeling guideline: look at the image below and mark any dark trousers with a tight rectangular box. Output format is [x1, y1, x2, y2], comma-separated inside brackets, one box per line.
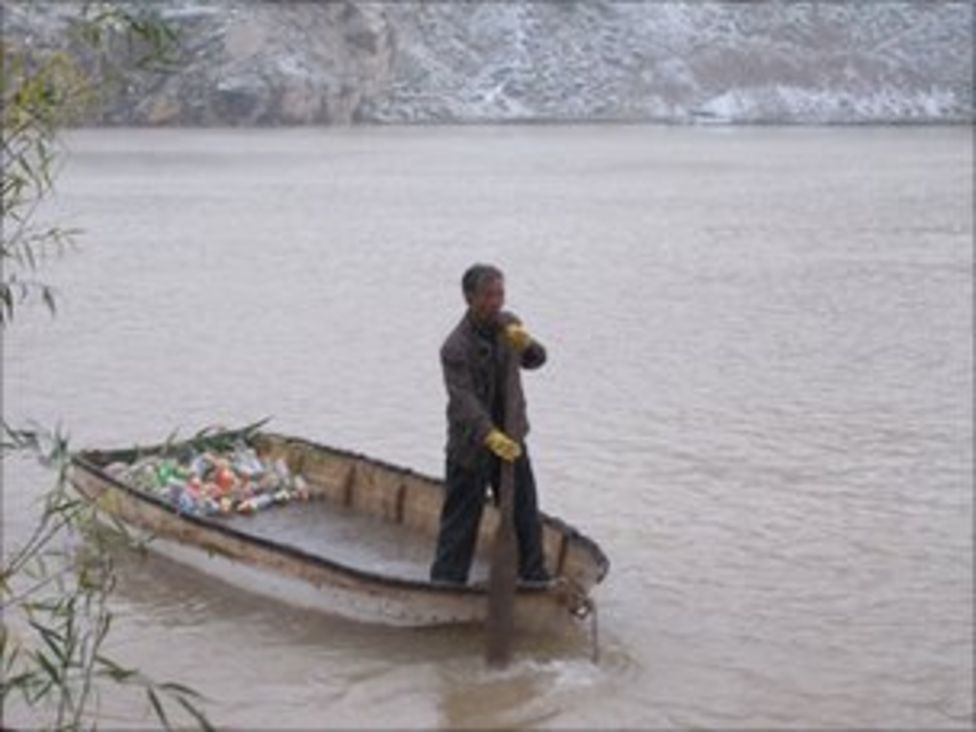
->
[430, 450, 547, 584]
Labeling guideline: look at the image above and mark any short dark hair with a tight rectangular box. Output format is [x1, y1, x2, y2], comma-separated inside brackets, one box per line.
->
[461, 263, 503, 301]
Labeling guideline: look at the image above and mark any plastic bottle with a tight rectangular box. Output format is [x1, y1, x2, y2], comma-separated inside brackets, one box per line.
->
[173, 464, 192, 481]
[254, 493, 275, 511]
[272, 489, 290, 505]
[215, 467, 235, 493]
[232, 447, 265, 479]
[156, 462, 177, 486]
[200, 498, 221, 516]
[273, 458, 291, 482]
[177, 491, 198, 516]
[189, 454, 211, 478]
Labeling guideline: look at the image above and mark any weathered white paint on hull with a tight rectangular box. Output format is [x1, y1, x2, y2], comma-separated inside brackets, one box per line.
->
[137, 530, 481, 627]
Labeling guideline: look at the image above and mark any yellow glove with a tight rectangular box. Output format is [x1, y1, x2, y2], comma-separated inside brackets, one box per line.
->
[484, 428, 522, 462]
[503, 323, 532, 352]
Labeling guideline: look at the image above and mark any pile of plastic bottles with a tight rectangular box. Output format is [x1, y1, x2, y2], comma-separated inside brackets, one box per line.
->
[110, 441, 310, 518]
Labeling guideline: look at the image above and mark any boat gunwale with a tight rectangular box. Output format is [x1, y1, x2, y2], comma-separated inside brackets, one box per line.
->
[70, 431, 608, 594]
[282, 433, 610, 584]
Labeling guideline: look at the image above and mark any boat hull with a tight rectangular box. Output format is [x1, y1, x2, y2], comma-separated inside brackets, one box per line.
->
[69, 431, 608, 634]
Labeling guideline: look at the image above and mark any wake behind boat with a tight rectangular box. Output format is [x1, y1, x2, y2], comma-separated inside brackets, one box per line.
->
[68, 425, 609, 635]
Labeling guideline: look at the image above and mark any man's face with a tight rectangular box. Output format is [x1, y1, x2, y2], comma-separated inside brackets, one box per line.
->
[469, 276, 505, 326]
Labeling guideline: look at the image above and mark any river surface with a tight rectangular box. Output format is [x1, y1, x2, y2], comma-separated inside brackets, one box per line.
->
[3, 125, 972, 729]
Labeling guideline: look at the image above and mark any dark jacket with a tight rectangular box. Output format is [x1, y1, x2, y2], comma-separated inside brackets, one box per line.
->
[441, 310, 547, 469]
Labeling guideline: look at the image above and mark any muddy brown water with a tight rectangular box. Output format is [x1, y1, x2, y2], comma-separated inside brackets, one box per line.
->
[3, 125, 971, 728]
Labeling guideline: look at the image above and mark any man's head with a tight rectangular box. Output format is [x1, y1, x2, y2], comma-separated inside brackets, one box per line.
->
[462, 263, 505, 326]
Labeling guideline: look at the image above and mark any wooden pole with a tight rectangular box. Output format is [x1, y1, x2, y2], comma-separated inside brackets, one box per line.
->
[485, 343, 520, 668]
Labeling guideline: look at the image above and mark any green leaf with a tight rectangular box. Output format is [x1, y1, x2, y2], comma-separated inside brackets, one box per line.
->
[34, 649, 61, 684]
[94, 612, 113, 647]
[42, 286, 57, 316]
[147, 686, 170, 728]
[0, 628, 9, 662]
[159, 681, 203, 698]
[0, 671, 38, 699]
[30, 678, 54, 704]
[28, 619, 65, 662]
[23, 598, 61, 614]
[94, 653, 137, 682]
[176, 694, 215, 732]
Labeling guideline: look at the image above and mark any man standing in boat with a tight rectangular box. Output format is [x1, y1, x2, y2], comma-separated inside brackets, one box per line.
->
[430, 264, 551, 586]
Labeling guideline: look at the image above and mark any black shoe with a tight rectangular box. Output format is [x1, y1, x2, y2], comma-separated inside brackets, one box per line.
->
[517, 571, 554, 589]
[429, 576, 468, 588]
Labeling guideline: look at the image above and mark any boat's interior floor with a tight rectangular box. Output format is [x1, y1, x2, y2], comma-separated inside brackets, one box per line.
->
[219, 498, 491, 583]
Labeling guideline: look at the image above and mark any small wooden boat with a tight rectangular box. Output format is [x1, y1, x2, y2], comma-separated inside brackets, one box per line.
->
[69, 428, 609, 636]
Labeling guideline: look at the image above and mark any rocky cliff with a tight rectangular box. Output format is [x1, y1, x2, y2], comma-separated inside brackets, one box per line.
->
[4, 0, 972, 125]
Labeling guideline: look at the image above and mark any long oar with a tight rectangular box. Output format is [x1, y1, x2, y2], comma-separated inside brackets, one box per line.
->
[485, 347, 520, 667]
